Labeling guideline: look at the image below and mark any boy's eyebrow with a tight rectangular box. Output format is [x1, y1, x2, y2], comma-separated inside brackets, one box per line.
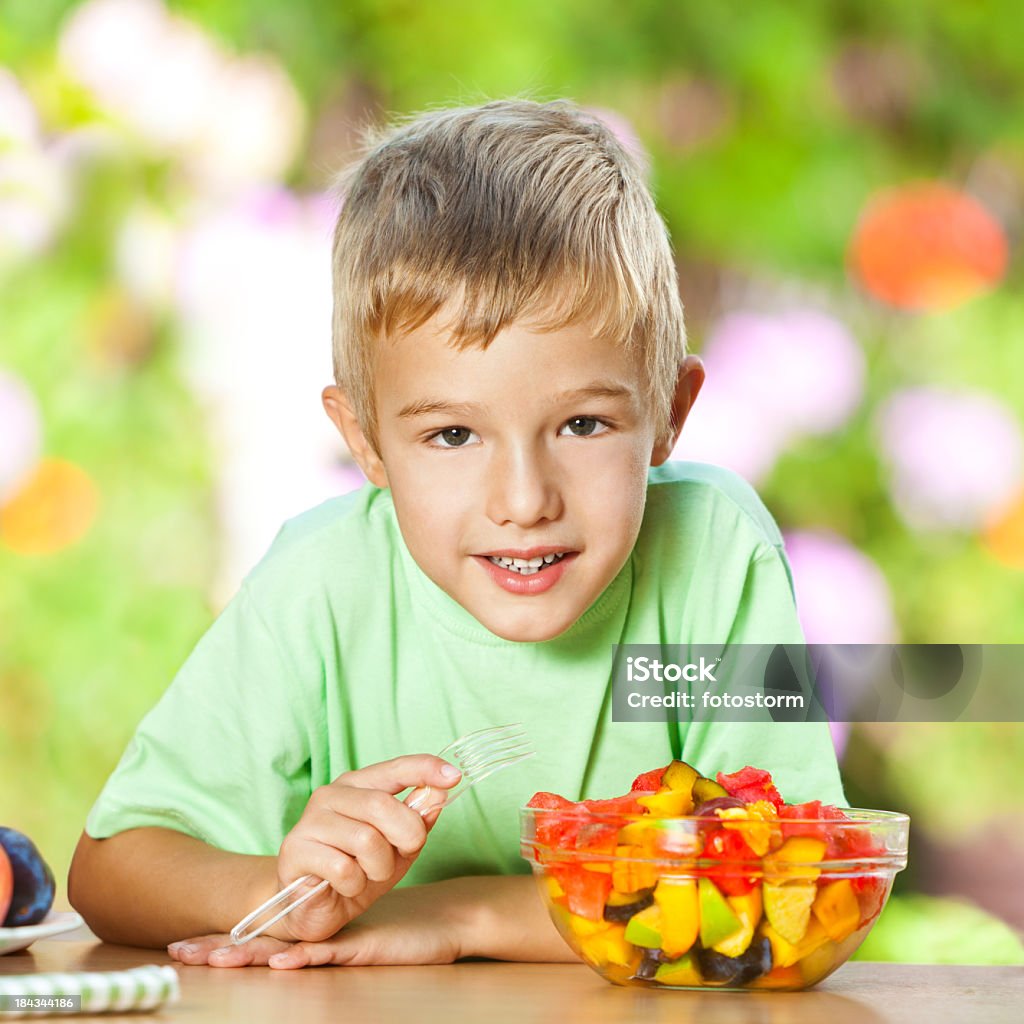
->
[396, 381, 636, 420]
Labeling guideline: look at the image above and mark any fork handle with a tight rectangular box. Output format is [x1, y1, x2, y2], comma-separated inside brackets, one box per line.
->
[230, 874, 328, 945]
[229, 788, 459, 945]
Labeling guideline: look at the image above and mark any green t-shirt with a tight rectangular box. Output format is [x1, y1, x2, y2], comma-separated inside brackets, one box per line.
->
[86, 461, 846, 884]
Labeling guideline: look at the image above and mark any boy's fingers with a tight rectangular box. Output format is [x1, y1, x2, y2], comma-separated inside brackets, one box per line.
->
[207, 936, 290, 968]
[269, 939, 352, 970]
[333, 755, 461, 795]
[168, 934, 236, 964]
[167, 936, 221, 961]
[306, 791, 426, 860]
[288, 834, 371, 897]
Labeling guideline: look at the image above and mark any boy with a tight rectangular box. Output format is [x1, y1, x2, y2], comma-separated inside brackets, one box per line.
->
[68, 99, 845, 969]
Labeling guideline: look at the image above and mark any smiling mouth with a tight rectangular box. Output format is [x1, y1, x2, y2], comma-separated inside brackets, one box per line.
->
[485, 552, 570, 576]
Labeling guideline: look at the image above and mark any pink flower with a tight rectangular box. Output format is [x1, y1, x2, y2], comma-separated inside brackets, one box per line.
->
[876, 387, 1023, 531]
[674, 309, 865, 481]
[784, 530, 898, 644]
[0, 370, 43, 502]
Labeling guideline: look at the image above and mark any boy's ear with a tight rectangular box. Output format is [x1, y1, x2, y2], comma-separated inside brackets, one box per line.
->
[650, 354, 705, 467]
[322, 385, 389, 488]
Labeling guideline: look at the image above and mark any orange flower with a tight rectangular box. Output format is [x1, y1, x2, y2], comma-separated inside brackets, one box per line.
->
[849, 182, 1008, 310]
[984, 491, 1024, 570]
[0, 458, 99, 555]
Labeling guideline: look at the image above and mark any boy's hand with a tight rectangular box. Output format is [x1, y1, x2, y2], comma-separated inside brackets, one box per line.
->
[252, 755, 461, 943]
[168, 883, 465, 968]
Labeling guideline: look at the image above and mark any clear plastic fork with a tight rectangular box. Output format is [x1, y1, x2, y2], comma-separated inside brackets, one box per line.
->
[229, 723, 534, 945]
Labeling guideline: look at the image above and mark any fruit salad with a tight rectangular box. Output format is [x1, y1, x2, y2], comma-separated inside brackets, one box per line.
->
[521, 761, 908, 991]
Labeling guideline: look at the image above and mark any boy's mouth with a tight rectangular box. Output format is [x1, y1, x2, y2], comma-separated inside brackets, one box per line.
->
[485, 552, 568, 576]
[472, 547, 579, 593]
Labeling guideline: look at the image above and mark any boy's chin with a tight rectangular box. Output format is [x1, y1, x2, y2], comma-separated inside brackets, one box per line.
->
[474, 607, 577, 644]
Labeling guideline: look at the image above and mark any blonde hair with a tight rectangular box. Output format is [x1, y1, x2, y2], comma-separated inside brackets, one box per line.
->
[330, 98, 686, 453]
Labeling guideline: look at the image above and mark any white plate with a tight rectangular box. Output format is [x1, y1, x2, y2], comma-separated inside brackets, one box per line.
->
[0, 911, 86, 955]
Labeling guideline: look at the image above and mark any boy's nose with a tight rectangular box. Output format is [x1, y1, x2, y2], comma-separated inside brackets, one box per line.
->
[484, 443, 563, 528]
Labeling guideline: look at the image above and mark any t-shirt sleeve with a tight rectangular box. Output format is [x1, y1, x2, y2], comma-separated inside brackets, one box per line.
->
[85, 585, 314, 854]
[681, 544, 849, 806]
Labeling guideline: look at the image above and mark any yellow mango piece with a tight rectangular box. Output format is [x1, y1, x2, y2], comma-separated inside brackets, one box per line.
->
[611, 844, 656, 892]
[545, 875, 565, 900]
[763, 882, 816, 943]
[637, 788, 694, 816]
[653, 879, 699, 957]
[799, 936, 841, 985]
[712, 887, 763, 958]
[812, 879, 860, 942]
[566, 913, 610, 938]
[749, 965, 804, 990]
[617, 822, 658, 848]
[764, 837, 827, 882]
[579, 923, 634, 968]
[763, 917, 830, 968]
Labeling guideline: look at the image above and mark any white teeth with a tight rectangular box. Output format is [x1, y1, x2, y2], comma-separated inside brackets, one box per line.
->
[486, 552, 568, 575]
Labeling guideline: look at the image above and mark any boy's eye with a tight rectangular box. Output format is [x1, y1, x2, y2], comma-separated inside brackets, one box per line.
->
[560, 417, 608, 437]
[429, 426, 479, 448]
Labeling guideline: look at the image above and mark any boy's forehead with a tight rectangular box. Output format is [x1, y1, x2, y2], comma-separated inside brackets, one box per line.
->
[376, 313, 646, 397]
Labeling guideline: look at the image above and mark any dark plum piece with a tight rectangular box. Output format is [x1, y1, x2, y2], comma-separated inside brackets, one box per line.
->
[604, 888, 655, 923]
[692, 797, 746, 817]
[0, 827, 56, 927]
[632, 947, 670, 980]
[696, 936, 773, 987]
[733, 935, 773, 985]
[696, 946, 745, 984]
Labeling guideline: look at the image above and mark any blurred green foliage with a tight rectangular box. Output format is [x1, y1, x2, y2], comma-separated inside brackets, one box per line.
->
[1, 0, 1022, 964]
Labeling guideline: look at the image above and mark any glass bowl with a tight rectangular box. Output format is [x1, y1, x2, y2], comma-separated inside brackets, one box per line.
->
[521, 806, 909, 991]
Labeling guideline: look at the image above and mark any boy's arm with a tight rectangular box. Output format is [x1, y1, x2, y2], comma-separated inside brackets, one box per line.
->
[437, 875, 577, 962]
[166, 873, 577, 967]
[68, 828, 277, 948]
[72, 756, 463, 950]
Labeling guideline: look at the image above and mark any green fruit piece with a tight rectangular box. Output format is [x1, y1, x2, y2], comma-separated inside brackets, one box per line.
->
[693, 777, 729, 803]
[712, 887, 762, 958]
[698, 877, 742, 948]
[763, 882, 816, 944]
[662, 760, 700, 794]
[654, 953, 702, 987]
[623, 904, 662, 948]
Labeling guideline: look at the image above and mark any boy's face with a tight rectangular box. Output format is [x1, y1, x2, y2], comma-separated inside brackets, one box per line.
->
[325, 314, 702, 643]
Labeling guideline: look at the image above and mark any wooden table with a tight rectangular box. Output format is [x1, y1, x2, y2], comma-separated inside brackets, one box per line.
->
[2, 932, 1021, 1024]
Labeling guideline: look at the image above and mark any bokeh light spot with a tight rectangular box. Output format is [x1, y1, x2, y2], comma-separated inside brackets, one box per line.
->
[984, 491, 1024, 570]
[0, 458, 99, 555]
[0, 369, 43, 502]
[849, 182, 1008, 311]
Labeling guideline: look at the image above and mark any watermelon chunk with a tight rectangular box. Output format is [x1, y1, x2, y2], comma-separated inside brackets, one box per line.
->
[527, 791, 583, 849]
[630, 766, 668, 792]
[717, 767, 785, 810]
[557, 863, 613, 921]
[580, 794, 646, 816]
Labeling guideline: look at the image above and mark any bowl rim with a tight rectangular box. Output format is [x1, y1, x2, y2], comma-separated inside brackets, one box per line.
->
[519, 805, 910, 825]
